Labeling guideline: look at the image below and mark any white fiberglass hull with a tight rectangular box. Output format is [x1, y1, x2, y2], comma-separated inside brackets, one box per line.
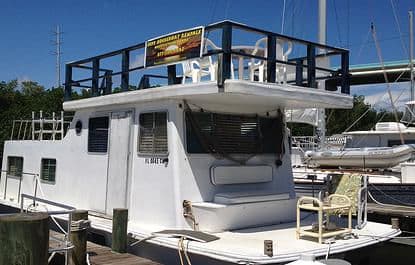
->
[0, 198, 400, 265]
[305, 145, 414, 168]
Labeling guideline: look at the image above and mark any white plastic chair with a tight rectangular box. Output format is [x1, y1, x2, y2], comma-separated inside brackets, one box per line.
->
[249, 38, 267, 82]
[276, 39, 293, 84]
[181, 59, 215, 83]
[202, 38, 234, 80]
[181, 38, 237, 83]
[249, 37, 293, 83]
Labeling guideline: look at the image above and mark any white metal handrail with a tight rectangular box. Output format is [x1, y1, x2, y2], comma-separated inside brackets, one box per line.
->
[20, 193, 76, 265]
[10, 111, 72, 141]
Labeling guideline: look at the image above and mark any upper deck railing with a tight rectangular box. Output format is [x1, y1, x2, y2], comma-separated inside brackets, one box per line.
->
[64, 21, 350, 101]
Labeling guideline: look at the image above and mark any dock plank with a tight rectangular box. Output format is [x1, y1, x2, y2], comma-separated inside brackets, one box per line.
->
[49, 231, 161, 265]
[87, 241, 161, 265]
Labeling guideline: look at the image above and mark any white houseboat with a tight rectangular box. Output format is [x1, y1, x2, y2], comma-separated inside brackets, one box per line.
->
[0, 21, 400, 264]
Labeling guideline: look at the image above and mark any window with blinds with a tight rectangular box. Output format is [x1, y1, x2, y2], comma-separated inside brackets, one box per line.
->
[138, 112, 168, 154]
[41, 158, 56, 183]
[7, 156, 23, 178]
[88, 117, 109, 153]
[185, 111, 284, 154]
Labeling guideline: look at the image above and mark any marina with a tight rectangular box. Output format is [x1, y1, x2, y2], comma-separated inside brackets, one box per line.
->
[1, 1, 415, 265]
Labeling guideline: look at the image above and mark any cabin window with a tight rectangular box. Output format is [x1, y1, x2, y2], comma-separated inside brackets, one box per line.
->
[7, 156, 23, 179]
[88, 117, 109, 153]
[138, 112, 168, 154]
[185, 111, 284, 155]
[41, 158, 56, 183]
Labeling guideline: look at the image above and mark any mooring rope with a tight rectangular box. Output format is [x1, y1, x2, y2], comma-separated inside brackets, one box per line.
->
[178, 236, 192, 265]
[368, 183, 415, 207]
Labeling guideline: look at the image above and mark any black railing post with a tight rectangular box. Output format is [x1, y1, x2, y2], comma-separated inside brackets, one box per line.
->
[104, 70, 113, 95]
[267, 35, 277, 83]
[64, 64, 72, 101]
[167, 65, 177, 85]
[307, 44, 317, 88]
[341, 51, 350, 94]
[121, 50, 130, 91]
[295, 58, 303, 86]
[92, 59, 100, 97]
[218, 22, 232, 91]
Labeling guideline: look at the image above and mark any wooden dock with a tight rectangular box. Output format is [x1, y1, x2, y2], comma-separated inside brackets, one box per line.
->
[49, 231, 161, 265]
[87, 241, 161, 265]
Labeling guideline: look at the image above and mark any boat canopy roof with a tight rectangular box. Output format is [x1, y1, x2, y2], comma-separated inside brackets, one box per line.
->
[63, 20, 351, 110]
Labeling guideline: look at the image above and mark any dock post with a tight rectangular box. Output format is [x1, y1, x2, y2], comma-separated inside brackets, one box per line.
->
[69, 210, 89, 265]
[391, 218, 400, 230]
[112, 208, 128, 253]
[0, 213, 49, 265]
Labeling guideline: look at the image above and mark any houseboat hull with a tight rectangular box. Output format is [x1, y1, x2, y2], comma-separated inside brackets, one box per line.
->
[0, 199, 401, 265]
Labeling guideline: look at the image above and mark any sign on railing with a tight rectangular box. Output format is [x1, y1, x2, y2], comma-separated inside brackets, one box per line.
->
[145, 26, 204, 67]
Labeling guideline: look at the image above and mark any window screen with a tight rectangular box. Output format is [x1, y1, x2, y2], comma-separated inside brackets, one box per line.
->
[41, 158, 56, 183]
[88, 117, 109, 153]
[7, 156, 23, 178]
[138, 112, 168, 154]
[185, 111, 284, 154]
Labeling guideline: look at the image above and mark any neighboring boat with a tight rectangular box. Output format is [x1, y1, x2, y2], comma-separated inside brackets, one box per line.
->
[342, 121, 415, 148]
[304, 145, 414, 168]
[0, 21, 400, 264]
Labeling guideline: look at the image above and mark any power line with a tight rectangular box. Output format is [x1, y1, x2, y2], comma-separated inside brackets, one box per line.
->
[390, 0, 409, 57]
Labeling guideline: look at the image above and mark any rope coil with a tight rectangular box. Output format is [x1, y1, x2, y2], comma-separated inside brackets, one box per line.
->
[71, 219, 91, 232]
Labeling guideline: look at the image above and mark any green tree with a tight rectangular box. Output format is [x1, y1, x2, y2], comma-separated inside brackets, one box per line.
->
[326, 95, 378, 135]
[21, 81, 44, 96]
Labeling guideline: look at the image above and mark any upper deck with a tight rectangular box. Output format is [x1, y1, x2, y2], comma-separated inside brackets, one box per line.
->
[63, 21, 352, 111]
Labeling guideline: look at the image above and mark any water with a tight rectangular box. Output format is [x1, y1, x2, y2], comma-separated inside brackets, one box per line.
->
[343, 237, 415, 265]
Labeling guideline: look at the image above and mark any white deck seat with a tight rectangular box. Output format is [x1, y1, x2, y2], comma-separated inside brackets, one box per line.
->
[214, 191, 290, 205]
[211, 165, 273, 185]
[192, 195, 296, 232]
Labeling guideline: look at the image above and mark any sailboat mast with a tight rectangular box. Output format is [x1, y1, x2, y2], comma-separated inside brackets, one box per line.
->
[317, 0, 327, 149]
[318, 0, 327, 44]
[410, 10, 414, 101]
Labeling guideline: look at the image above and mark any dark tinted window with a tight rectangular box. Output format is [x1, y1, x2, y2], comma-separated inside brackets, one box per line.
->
[186, 111, 284, 154]
[7, 156, 23, 178]
[88, 117, 109, 153]
[138, 112, 168, 154]
[41, 158, 56, 183]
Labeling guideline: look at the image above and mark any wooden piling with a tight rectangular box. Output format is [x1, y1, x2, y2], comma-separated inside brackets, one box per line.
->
[69, 210, 89, 265]
[112, 208, 128, 253]
[0, 212, 49, 265]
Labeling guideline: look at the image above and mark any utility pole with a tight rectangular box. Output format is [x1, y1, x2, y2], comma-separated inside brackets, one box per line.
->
[52, 25, 63, 88]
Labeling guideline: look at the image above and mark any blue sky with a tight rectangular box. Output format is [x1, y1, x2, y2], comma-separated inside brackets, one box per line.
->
[0, 0, 414, 103]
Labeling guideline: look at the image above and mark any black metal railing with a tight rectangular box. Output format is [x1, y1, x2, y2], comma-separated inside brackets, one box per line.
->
[64, 20, 350, 101]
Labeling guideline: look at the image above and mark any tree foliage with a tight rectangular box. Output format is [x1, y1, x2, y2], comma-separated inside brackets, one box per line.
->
[0, 80, 64, 166]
